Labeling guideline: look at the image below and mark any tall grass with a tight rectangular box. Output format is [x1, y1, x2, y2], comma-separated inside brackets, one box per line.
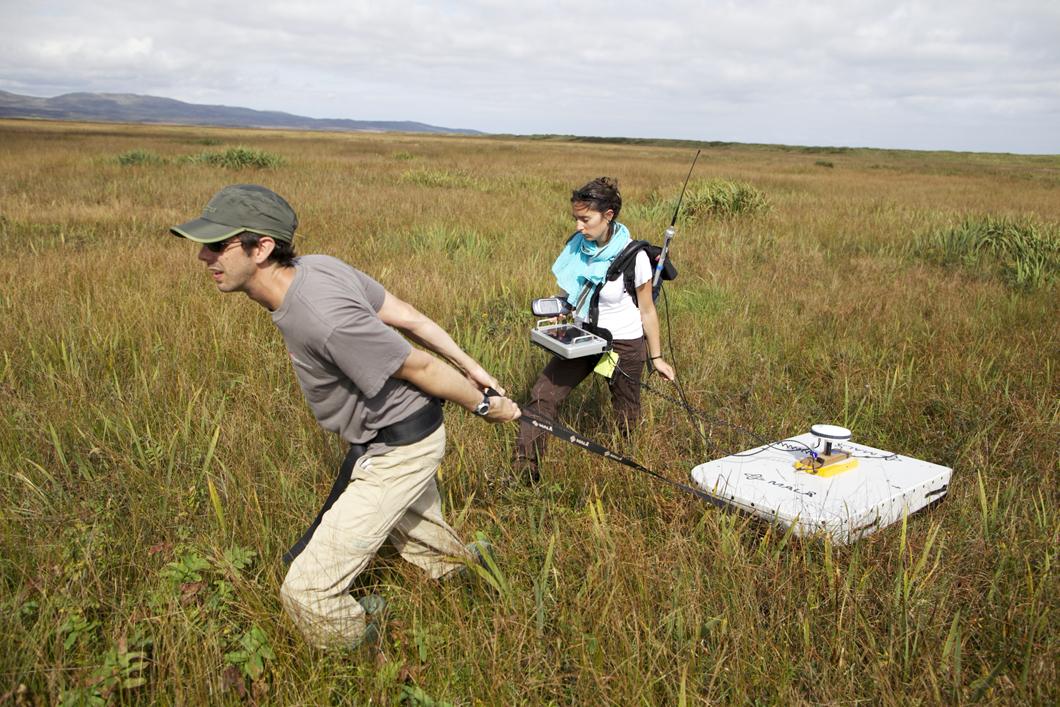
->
[916, 215, 1059, 290]
[399, 167, 483, 190]
[0, 118, 1056, 704]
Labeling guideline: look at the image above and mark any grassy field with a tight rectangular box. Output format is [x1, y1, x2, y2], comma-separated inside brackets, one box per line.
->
[0, 119, 1056, 705]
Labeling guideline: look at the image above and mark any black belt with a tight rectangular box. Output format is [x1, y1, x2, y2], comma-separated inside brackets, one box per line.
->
[283, 399, 444, 564]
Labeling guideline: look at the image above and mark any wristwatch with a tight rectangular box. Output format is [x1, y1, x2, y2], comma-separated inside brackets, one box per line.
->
[472, 391, 492, 417]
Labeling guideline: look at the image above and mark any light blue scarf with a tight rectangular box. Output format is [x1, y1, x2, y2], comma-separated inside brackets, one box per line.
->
[551, 222, 631, 318]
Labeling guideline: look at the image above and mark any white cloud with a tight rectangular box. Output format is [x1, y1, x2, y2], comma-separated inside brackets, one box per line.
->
[34, 36, 158, 69]
[0, 0, 1057, 152]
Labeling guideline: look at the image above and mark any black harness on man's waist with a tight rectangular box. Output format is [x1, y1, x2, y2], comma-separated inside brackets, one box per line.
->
[283, 398, 445, 564]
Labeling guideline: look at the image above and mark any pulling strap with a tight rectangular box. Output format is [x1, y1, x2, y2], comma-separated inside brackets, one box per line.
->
[283, 441, 368, 564]
[283, 399, 445, 564]
[519, 409, 726, 509]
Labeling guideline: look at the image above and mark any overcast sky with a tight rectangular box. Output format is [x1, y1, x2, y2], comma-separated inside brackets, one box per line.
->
[2, 1, 1058, 153]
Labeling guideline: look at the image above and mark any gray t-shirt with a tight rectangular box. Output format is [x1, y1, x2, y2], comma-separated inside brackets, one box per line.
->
[271, 254, 433, 448]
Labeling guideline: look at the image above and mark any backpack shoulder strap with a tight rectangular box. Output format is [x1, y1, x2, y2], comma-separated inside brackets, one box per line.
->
[606, 241, 648, 279]
[607, 241, 650, 305]
[587, 241, 644, 324]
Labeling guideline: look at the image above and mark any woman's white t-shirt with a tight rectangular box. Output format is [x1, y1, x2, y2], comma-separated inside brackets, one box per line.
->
[594, 250, 652, 340]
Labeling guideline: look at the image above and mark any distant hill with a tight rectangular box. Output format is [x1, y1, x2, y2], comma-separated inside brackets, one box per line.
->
[0, 90, 482, 135]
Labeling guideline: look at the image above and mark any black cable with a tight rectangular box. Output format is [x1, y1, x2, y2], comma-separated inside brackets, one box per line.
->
[635, 280, 895, 462]
[623, 352, 899, 462]
[657, 284, 717, 455]
[637, 366, 898, 461]
[622, 364, 818, 459]
[611, 278, 815, 458]
[850, 450, 900, 461]
[520, 409, 727, 509]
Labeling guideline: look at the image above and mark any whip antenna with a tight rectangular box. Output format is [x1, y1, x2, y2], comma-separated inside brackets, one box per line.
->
[653, 149, 700, 288]
[670, 149, 701, 227]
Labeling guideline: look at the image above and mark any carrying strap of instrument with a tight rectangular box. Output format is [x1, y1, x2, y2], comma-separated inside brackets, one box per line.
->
[571, 281, 594, 319]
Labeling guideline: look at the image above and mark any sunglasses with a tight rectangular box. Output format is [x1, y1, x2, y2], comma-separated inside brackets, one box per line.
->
[204, 237, 241, 253]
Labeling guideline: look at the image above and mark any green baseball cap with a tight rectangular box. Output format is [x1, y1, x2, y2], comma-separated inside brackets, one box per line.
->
[170, 184, 298, 243]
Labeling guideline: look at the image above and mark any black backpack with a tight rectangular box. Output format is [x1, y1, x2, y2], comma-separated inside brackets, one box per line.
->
[587, 240, 677, 326]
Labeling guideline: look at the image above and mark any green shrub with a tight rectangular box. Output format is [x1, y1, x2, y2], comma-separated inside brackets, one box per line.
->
[183, 146, 285, 169]
[625, 178, 769, 222]
[682, 179, 770, 219]
[392, 150, 416, 161]
[916, 216, 1059, 291]
[116, 149, 165, 166]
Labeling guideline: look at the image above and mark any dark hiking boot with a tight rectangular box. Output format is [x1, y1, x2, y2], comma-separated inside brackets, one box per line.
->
[349, 594, 386, 649]
[466, 537, 495, 568]
[446, 535, 498, 582]
[357, 594, 386, 617]
[513, 458, 541, 486]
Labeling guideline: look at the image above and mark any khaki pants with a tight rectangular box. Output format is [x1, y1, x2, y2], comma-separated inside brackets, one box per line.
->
[280, 425, 469, 648]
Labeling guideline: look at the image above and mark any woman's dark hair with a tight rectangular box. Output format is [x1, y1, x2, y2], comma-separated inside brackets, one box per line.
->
[237, 232, 297, 267]
[571, 177, 622, 219]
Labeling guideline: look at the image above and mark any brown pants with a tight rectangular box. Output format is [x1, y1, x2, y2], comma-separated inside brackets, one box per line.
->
[516, 337, 647, 477]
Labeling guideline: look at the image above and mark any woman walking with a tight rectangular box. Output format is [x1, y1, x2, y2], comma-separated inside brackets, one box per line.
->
[515, 177, 675, 483]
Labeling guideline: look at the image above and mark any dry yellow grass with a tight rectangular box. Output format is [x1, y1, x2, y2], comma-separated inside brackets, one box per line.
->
[0, 119, 1056, 704]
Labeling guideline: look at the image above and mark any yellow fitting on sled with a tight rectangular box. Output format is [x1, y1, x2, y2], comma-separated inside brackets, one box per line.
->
[794, 453, 859, 478]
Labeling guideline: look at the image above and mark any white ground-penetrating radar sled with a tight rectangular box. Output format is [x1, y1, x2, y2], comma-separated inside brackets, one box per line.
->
[690, 425, 951, 544]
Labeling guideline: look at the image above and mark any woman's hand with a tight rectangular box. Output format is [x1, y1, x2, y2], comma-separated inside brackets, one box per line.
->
[651, 357, 676, 381]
